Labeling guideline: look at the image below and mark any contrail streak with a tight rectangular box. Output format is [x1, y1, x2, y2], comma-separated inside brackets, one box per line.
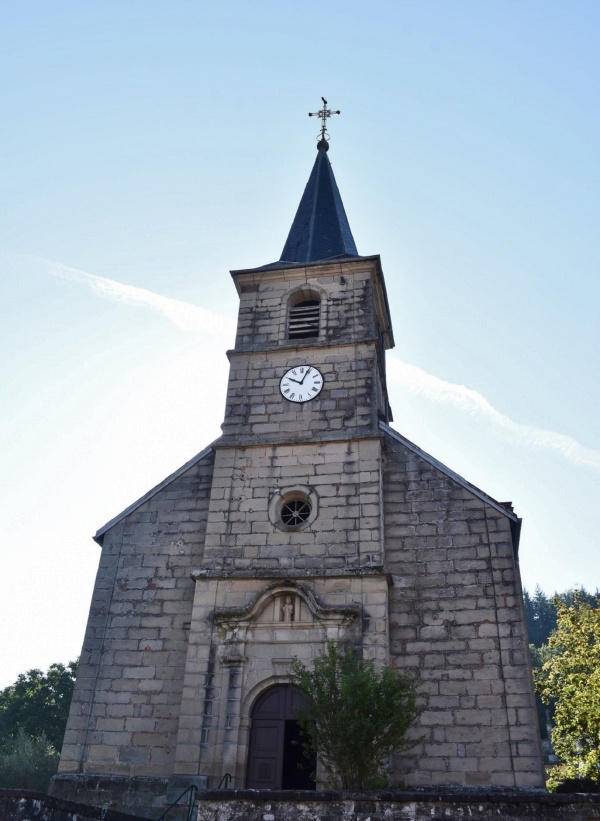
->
[44, 258, 236, 336]
[386, 358, 600, 472]
[37, 256, 600, 473]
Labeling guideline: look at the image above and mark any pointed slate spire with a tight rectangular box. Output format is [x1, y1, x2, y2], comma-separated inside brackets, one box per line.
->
[279, 141, 359, 264]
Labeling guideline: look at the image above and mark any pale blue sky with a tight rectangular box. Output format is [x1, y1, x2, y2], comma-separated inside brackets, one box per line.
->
[1, 1, 599, 687]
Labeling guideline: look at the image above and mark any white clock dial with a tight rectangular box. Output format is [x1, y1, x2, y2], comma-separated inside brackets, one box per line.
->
[279, 365, 324, 403]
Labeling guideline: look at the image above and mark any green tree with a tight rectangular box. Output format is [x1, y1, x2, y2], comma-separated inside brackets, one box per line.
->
[524, 586, 600, 649]
[0, 661, 77, 750]
[0, 728, 60, 792]
[290, 641, 421, 790]
[535, 595, 600, 788]
[525, 586, 599, 749]
[524, 586, 558, 648]
[529, 642, 558, 743]
[557, 588, 600, 609]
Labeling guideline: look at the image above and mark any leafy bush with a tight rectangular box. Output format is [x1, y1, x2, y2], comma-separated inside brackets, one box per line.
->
[0, 728, 59, 792]
[291, 641, 421, 790]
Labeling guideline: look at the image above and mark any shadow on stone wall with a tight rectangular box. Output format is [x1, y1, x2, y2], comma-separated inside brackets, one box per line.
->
[0, 789, 153, 821]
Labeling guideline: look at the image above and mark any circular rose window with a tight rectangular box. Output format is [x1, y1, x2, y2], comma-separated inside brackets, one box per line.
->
[281, 498, 311, 527]
[268, 486, 318, 532]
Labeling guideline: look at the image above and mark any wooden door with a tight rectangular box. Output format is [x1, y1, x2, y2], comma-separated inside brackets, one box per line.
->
[246, 685, 315, 789]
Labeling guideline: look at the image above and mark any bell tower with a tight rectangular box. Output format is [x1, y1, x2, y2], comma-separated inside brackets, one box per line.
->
[173, 119, 397, 787]
[220, 143, 394, 447]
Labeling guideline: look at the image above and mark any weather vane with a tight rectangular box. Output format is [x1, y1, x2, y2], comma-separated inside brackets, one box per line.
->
[308, 97, 340, 148]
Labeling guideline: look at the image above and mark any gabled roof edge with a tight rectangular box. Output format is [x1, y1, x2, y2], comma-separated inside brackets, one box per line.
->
[93, 442, 218, 545]
[379, 421, 520, 523]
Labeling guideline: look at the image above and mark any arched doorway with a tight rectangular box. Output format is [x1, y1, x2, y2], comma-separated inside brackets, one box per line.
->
[246, 684, 316, 789]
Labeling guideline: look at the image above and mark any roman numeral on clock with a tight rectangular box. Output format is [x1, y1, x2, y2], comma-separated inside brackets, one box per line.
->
[279, 364, 324, 404]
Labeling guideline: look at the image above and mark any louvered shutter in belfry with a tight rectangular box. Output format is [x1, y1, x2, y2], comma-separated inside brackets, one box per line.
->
[288, 300, 320, 339]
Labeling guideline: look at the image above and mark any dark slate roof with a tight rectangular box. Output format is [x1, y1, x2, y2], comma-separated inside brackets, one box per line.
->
[279, 143, 358, 264]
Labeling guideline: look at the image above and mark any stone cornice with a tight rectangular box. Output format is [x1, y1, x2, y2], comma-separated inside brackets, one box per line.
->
[191, 566, 391, 583]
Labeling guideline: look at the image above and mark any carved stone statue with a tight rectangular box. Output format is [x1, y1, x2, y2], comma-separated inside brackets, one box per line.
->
[281, 595, 295, 623]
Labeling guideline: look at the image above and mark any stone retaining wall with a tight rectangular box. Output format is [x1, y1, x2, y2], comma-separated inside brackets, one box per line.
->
[49, 773, 179, 818]
[0, 788, 152, 821]
[5, 786, 600, 821]
[197, 789, 600, 821]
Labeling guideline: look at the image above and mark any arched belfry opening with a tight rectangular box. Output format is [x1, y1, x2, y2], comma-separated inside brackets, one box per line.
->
[246, 685, 316, 790]
[287, 289, 321, 339]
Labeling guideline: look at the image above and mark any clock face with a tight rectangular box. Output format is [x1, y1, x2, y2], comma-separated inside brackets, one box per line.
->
[279, 365, 324, 403]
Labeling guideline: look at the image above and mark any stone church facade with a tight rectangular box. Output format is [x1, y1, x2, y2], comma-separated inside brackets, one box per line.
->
[51, 134, 545, 813]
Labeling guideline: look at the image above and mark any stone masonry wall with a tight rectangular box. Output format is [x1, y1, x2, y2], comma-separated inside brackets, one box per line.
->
[56, 450, 215, 781]
[0, 788, 155, 821]
[173, 572, 389, 787]
[170, 435, 389, 786]
[221, 343, 380, 444]
[201, 439, 383, 572]
[221, 260, 390, 446]
[196, 789, 600, 821]
[52, 241, 546, 809]
[233, 262, 378, 352]
[381, 430, 544, 789]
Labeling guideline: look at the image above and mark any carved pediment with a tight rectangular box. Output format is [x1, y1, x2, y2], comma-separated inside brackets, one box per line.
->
[213, 581, 360, 642]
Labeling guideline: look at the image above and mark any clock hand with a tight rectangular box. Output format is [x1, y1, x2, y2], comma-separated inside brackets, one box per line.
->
[285, 368, 311, 385]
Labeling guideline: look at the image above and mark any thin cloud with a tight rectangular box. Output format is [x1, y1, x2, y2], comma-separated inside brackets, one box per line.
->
[387, 357, 600, 472]
[33, 255, 600, 473]
[42, 258, 236, 336]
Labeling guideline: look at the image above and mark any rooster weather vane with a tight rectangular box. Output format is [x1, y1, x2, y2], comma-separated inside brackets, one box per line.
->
[308, 97, 340, 149]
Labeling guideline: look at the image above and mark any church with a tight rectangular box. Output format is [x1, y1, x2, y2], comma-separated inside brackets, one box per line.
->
[51, 106, 545, 814]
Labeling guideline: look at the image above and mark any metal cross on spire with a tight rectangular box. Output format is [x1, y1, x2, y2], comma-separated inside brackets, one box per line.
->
[308, 97, 340, 150]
